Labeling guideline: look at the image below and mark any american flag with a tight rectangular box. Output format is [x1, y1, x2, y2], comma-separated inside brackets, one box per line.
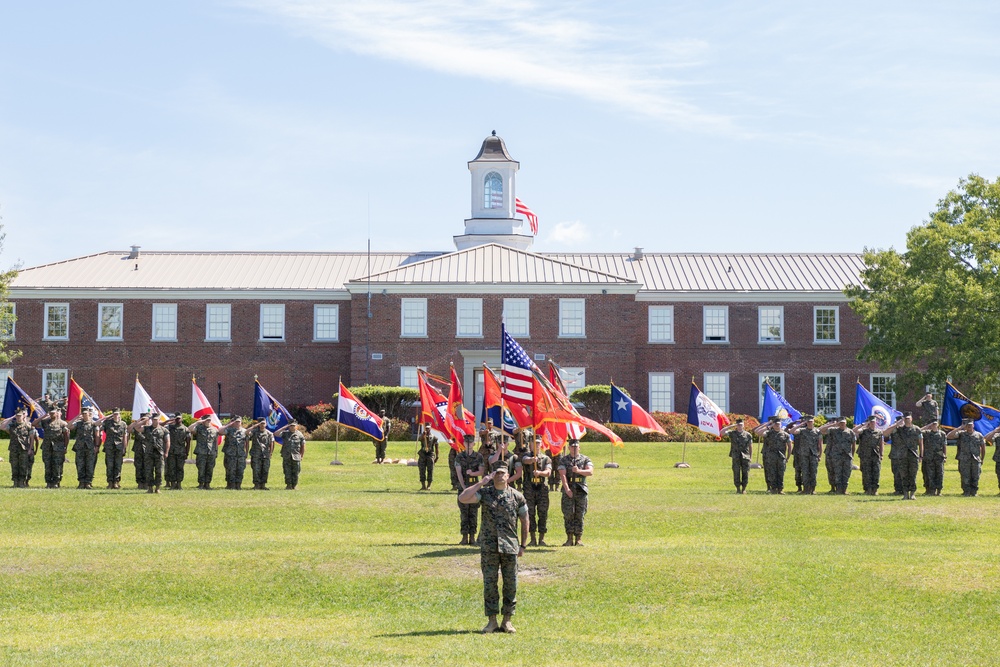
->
[515, 197, 538, 235]
[501, 324, 537, 405]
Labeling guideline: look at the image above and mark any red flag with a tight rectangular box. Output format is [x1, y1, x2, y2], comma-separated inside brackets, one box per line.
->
[191, 378, 222, 429]
[483, 364, 531, 433]
[66, 378, 105, 422]
[548, 361, 586, 440]
[533, 375, 623, 448]
[447, 365, 476, 437]
[418, 370, 462, 452]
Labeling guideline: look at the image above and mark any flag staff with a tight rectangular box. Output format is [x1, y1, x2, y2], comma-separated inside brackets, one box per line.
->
[331, 376, 343, 465]
[674, 430, 690, 468]
[605, 378, 618, 469]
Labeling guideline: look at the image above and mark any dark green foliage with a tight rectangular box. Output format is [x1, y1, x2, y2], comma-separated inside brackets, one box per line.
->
[345, 385, 419, 420]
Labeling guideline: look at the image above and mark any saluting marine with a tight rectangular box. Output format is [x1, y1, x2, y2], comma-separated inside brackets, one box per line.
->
[69, 407, 101, 489]
[788, 415, 822, 494]
[166, 413, 192, 490]
[2, 409, 37, 488]
[248, 419, 275, 490]
[883, 412, 922, 500]
[189, 415, 220, 490]
[853, 415, 884, 496]
[820, 417, 856, 494]
[920, 420, 947, 496]
[720, 418, 752, 494]
[101, 409, 128, 489]
[34, 408, 70, 489]
[455, 434, 485, 545]
[520, 434, 551, 546]
[755, 417, 791, 494]
[948, 419, 985, 496]
[274, 421, 306, 490]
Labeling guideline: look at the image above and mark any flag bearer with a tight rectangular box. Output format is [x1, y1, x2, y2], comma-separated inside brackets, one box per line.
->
[520, 434, 551, 545]
[374, 410, 390, 463]
[274, 421, 306, 490]
[557, 439, 593, 546]
[721, 418, 752, 494]
[129, 413, 149, 490]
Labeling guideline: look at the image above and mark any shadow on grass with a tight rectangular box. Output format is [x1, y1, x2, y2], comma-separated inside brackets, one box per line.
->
[413, 547, 477, 558]
[375, 629, 478, 637]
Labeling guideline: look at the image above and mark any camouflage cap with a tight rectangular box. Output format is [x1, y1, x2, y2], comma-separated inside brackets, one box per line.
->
[768, 416, 780, 423]
[903, 411, 913, 418]
[963, 419, 975, 425]
[735, 417, 744, 423]
[802, 414, 814, 421]
[491, 461, 509, 473]
[865, 414, 877, 422]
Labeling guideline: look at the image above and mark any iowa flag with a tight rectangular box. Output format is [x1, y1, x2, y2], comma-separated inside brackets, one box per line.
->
[687, 381, 730, 436]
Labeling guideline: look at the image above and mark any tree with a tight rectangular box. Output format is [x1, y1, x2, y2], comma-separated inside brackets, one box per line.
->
[0, 220, 19, 366]
[569, 384, 625, 421]
[846, 174, 1000, 400]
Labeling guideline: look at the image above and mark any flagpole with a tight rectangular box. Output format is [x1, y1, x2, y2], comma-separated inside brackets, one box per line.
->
[331, 376, 343, 466]
[674, 430, 690, 468]
[605, 380, 618, 469]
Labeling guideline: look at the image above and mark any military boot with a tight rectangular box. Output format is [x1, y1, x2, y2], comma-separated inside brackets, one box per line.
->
[499, 615, 515, 633]
[528, 532, 537, 547]
[459, 534, 469, 546]
[482, 615, 499, 634]
[562, 534, 574, 547]
[575, 533, 584, 546]
[538, 532, 548, 546]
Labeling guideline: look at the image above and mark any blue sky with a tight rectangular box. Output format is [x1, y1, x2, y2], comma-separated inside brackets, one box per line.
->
[1, 1, 998, 268]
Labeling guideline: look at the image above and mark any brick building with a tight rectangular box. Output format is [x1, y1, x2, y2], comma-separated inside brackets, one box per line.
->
[4, 134, 891, 418]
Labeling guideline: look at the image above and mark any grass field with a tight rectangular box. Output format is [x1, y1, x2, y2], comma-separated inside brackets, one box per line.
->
[2, 440, 1000, 666]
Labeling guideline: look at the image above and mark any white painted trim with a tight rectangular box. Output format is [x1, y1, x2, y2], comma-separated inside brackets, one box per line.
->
[41, 368, 69, 401]
[647, 305, 675, 344]
[813, 305, 841, 344]
[758, 373, 786, 414]
[558, 298, 586, 338]
[43, 302, 69, 341]
[502, 298, 530, 338]
[703, 372, 730, 413]
[757, 305, 784, 344]
[456, 298, 483, 338]
[205, 303, 232, 342]
[313, 304, 340, 342]
[259, 304, 286, 342]
[12, 288, 352, 301]
[151, 303, 178, 342]
[648, 372, 674, 413]
[347, 283, 639, 295]
[814, 373, 841, 417]
[702, 305, 729, 343]
[97, 302, 124, 341]
[0, 302, 15, 341]
[870, 373, 897, 409]
[400, 298, 428, 338]
[636, 291, 851, 303]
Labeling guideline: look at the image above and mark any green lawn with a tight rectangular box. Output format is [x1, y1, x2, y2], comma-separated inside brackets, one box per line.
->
[1, 441, 999, 666]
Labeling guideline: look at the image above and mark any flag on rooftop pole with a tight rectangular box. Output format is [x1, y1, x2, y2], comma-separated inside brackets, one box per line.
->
[853, 381, 902, 430]
[687, 381, 730, 437]
[132, 377, 168, 423]
[251, 378, 292, 438]
[940, 382, 1000, 435]
[610, 383, 665, 434]
[759, 381, 800, 427]
[336, 382, 384, 441]
[2, 376, 46, 421]
[515, 197, 538, 235]
[66, 377, 104, 422]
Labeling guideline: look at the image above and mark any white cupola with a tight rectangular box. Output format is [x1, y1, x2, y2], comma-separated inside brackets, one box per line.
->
[454, 132, 534, 251]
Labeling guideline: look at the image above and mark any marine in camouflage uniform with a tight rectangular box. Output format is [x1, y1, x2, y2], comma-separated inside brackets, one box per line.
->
[823, 430, 837, 493]
[2, 410, 37, 487]
[760, 418, 791, 494]
[189, 417, 220, 489]
[101, 410, 128, 489]
[558, 440, 593, 546]
[885, 414, 923, 500]
[448, 446, 460, 491]
[165, 415, 192, 490]
[248, 420, 275, 490]
[988, 425, 1000, 495]
[949, 421, 985, 496]
[821, 418, 855, 494]
[721, 418, 752, 494]
[458, 465, 528, 634]
[416, 425, 438, 491]
[70, 408, 101, 489]
[130, 414, 149, 490]
[789, 416, 822, 494]
[915, 393, 939, 426]
[276, 423, 306, 489]
[510, 431, 530, 491]
[921, 421, 947, 495]
[520, 435, 551, 546]
[374, 411, 389, 463]
[853, 416, 884, 495]
[142, 418, 170, 493]
[35, 409, 70, 488]
[455, 435, 485, 545]
[221, 418, 249, 490]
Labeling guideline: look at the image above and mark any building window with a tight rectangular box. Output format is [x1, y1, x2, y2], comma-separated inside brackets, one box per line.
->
[703, 306, 728, 343]
[260, 304, 285, 341]
[704, 373, 729, 412]
[401, 299, 427, 337]
[314, 304, 339, 341]
[558, 367, 587, 393]
[44, 303, 69, 340]
[0, 303, 14, 340]
[206, 304, 232, 342]
[648, 306, 674, 343]
[815, 374, 840, 417]
[759, 373, 785, 413]
[559, 299, 585, 338]
[0, 369, 11, 404]
[503, 298, 529, 337]
[400, 366, 426, 389]
[649, 372, 674, 413]
[456, 298, 483, 338]
[814, 306, 839, 344]
[870, 373, 896, 408]
[152, 304, 178, 341]
[98, 303, 124, 341]
[41, 369, 68, 401]
[758, 306, 784, 343]
[484, 172, 503, 209]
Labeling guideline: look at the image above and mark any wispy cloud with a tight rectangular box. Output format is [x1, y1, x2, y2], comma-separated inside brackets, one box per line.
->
[548, 220, 590, 245]
[239, 0, 735, 133]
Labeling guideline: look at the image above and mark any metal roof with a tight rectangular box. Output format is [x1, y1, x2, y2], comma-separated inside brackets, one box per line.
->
[469, 132, 517, 164]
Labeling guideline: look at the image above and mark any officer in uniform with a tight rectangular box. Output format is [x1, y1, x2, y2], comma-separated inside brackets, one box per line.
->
[221, 417, 249, 490]
[820, 417, 856, 494]
[853, 415, 884, 495]
[101, 409, 128, 489]
[274, 421, 306, 489]
[416, 424, 438, 491]
[882, 412, 916, 495]
[374, 410, 390, 463]
[189, 415, 220, 489]
[34, 408, 70, 488]
[142, 414, 170, 494]
[823, 427, 837, 493]
[455, 434, 485, 545]
[478, 421, 497, 460]
[558, 439, 593, 546]
[915, 393, 939, 426]
[511, 429, 530, 491]
[129, 412, 149, 490]
[520, 434, 551, 546]
[69, 407, 101, 489]
[920, 420, 947, 495]
[2, 409, 37, 487]
[949, 420, 985, 496]
[248, 419, 275, 490]
[789, 415, 822, 494]
[757, 417, 791, 494]
[165, 413, 191, 490]
[885, 413, 923, 500]
[721, 418, 752, 494]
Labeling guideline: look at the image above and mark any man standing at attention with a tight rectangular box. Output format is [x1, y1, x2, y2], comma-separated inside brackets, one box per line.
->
[2, 409, 37, 487]
[921, 420, 948, 496]
[34, 407, 70, 489]
[189, 415, 220, 490]
[142, 413, 170, 494]
[274, 421, 306, 490]
[721, 418, 752, 494]
[374, 410, 390, 463]
[248, 419, 275, 490]
[853, 415, 884, 496]
[416, 424, 438, 491]
[165, 413, 191, 490]
[455, 434, 485, 545]
[101, 409, 127, 489]
[558, 439, 593, 546]
[788, 415, 822, 494]
[221, 416, 249, 490]
[69, 407, 101, 489]
[520, 434, 551, 546]
[458, 464, 528, 634]
[949, 419, 985, 496]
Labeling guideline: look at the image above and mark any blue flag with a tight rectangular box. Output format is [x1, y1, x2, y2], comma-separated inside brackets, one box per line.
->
[941, 382, 1000, 435]
[2, 376, 46, 421]
[759, 382, 801, 426]
[253, 380, 292, 441]
[854, 382, 902, 429]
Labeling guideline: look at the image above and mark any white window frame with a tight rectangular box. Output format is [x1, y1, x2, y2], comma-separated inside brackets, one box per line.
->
[870, 373, 897, 409]
[703, 306, 729, 343]
[401, 298, 428, 338]
[813, 306, 840, 344]
[205, 304, 232, 342]
[814, 373, 840, 417]
[259, 304, 286, 342]
[758, 306, 784, 344]
[558, 298, 586, 338]
[400, 366, 426, 389]
[0, 303, 15, 340]
[503, 298, 530, 338]
[97, 303, 124, 341]
[758, 373, 786, 414]
[313, 304, 339, 342]
[456, 298, 483, 338]
[648, 305, 674, 344]
[151, 303, 178, 342]
[703, 372, 730, 413]
[44, 302, 69, 341]
[648, 372, 674, 413]
[41, 369, 69, 401]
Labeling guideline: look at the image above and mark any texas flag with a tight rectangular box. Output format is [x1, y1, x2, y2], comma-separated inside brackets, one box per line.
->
[610, 383, 665, 434]
[686, 381, 730, 437]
